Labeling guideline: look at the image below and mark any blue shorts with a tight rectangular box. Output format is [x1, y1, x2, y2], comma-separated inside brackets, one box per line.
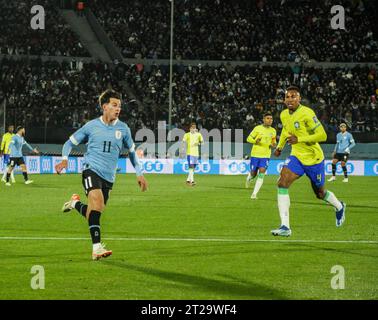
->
[187, 155, 198, 167]
[250, 157, 269, 172]
[3, 154, 10, 165]
[283, 156, 325, 188]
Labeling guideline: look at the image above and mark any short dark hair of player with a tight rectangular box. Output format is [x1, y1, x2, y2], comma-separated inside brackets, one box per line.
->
[98, 89, 122, 108]
[190, 122, 197, 128]
[286, 86, 300, 93]
[16, 126, 24, 133]
[263, 112, 272, 118]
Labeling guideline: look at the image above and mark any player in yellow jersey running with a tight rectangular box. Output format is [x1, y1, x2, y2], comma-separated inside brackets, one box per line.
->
[1, 125, 15, 183]
[272, 86, 346, 237]
[182, 123, 204, 186]
[246, 112, 277, 199]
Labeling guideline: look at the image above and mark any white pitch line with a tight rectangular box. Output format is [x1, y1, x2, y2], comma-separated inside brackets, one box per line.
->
[0, 236, 377, 244]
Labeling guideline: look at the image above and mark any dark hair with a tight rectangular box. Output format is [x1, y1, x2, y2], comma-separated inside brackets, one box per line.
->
[16, 126, 24, 132]
[263, 112, 273, 118]
[98, 89, 122, 108]
[190, 122, 197, 127]
[286, 85, 300, 93]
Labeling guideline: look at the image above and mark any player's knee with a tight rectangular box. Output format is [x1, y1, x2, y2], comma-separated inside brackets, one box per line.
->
[277, 177, 289, 189]
[89, 194, 105, 212]
[316, 189, 326, 199]
[92, 202, 104, 212]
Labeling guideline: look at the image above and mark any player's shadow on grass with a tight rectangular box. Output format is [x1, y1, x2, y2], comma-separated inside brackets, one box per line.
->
[102, 260, 287, 299]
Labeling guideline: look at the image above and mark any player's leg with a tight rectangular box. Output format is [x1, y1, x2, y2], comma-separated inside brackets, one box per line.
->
[272, 157, 302, 236]
[187, 156, 197, 185]
[1, 155, 8, 182]
[84, 171, 112, 260]
[19, 158, 33, 184]
[341, 156, 348, 182]
[251, 159, 269, 198]
[5, 158, 16, 186]
[307, 161, 346, 227]
[186, 156, 193, 184]
[3, 155, 16, 183]
[85, 188, 112, 260]
[328, 157, 339, 181]
[246, 158, 258, 188]
[62, 170, 97, 216]
[9, 158, 15, 183]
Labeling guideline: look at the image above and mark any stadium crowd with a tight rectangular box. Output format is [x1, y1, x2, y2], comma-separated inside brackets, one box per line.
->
[89, 0, 378, 62]
[1, 57, 377, 134]
[0, 0, 90, 57]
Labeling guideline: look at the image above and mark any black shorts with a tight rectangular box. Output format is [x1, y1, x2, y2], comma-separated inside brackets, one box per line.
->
[9, 157, 25, 167]
[334, 153, 349, 162]
[82, 169, 113, 205]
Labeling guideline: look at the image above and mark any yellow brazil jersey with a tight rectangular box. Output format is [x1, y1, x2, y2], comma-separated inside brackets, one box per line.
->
[278, 105, 327, 166]
[1, 132, 15, 155]
[247, 125, 277, 158]
[183, 132, 204, 157]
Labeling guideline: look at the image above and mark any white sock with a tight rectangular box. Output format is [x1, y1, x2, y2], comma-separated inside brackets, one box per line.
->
[246, 172, 251, 181]
[2, 171, 6, 179]
[324, 191, 343, 211]
[252, 174, 264, 196]
[189, 168, 194, 182]
[278, 188, 290, 228]
[11, 171, 15, 181]
[93, 243, 102, 251]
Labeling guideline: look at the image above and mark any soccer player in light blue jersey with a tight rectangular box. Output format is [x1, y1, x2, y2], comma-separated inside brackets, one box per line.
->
[328, 123, 356, 183]
[55, 89, 148, 260]
[5, 126, 39, 186]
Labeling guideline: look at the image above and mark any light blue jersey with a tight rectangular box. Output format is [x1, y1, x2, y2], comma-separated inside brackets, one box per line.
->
[62, 117, 143, 183]
[9, 134, 34, 158]
[335, 132, 356, 154]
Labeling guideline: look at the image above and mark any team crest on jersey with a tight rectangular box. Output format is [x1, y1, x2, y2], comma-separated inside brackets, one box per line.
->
[115, 130, 122, 140]
[294, 121, 300, 129]
[313, 116, 319, 123]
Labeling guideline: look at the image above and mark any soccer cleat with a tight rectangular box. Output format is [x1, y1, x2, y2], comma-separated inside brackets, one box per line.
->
[5, 182, 11, 187]
[336, 201, 346, 227]
[62, 194, 80, 213]
[328, 176, 336, 182]
[92, 243, 112, 261]
[271, 225, 292, 237]
[25, 180, 34, 185]
[191, 181, 197, 186]
[342, 178, 349, 183]
[251, 194, 258, 200]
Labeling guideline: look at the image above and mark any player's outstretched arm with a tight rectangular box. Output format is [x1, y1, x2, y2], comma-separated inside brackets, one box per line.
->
[246, 128, 260, 145]
[55, 139, 75, 174]
[123, 126, 148, 192]
[297, 123, 327, 144]
[129, 150, 148, 192]
[24, 141, 37, 154]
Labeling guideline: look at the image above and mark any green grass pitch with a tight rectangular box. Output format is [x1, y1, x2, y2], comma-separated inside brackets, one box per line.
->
[0, 174, 377, 300]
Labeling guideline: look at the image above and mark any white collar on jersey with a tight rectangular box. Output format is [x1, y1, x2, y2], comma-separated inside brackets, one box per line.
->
[100, 116, 118, 126]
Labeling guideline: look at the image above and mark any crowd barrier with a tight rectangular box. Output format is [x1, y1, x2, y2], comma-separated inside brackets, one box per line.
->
[1, 157, 378, 176]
